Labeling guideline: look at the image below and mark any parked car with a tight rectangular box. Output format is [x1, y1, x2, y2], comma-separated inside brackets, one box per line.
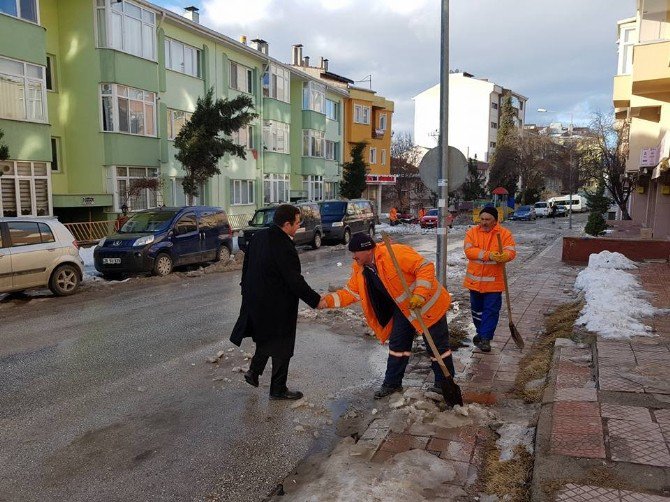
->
[534, 201, 550, 217]
[509, 205, 536, 221]
[319, 199, 376, 244]
[237, 202, 323, 252]
[94, 206, 232, 279]
[419, 208, 454, 229]
[0, 217, 84, 296]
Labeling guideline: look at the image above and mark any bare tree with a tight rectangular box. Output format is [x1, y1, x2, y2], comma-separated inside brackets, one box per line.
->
[389, 132, 431, 210]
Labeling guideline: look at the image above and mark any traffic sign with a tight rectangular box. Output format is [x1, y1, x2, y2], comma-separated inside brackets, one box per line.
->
[418, 146, 468, 193]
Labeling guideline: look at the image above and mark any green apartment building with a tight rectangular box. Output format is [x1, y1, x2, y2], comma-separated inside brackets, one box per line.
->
[0, 0, 345, 222]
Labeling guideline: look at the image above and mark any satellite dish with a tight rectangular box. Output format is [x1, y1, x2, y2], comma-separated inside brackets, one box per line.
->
[418, 146, 468, 193]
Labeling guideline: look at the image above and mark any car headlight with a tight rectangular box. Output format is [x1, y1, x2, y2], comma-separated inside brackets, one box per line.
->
[133, 235, 155, 247]
[98, 237, 107, 247]
[331, 221, 343, 227]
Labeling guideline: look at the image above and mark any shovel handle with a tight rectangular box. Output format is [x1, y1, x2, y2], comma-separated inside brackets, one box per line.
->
[381, 233, 453, 379]
[496, 233, 514, 322]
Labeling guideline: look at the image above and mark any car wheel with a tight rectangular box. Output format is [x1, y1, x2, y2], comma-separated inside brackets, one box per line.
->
[368, 226, 375, 238]
[216, 245, 231, 262]
[49, 264, 81, 296]
[311, 232, 322, 250]
[342, 228, 351, 245]
[153, 253, 173, 276]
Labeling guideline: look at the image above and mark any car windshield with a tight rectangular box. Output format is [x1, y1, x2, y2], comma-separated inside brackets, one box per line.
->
[517, 206, 531, 212]
[428, 209, 439, 216]
[119, 211, 178, 233]
[319, 201, 347, 216]
[535, 202, 547, 208]
[250, 209, 275, 226]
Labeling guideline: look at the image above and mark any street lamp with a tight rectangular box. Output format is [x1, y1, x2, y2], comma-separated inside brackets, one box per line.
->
[537, 108, 574, 230]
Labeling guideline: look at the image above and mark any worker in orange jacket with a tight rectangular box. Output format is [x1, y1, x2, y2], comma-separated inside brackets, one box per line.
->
[321, 233, 455, 399]
[463, 207, 516, 352]
[389, 207, 399, 226]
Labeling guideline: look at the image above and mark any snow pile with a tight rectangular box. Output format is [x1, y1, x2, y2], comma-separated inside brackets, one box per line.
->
[574, 251, 656, 339]
[79, 246, 104, 282]
[496, 424, 535, 461]
[376, 223, 436, 235]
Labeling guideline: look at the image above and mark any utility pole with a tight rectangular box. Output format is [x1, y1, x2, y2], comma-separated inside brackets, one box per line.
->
[567, 116, 573, 230]
[436, 0, 449, 286]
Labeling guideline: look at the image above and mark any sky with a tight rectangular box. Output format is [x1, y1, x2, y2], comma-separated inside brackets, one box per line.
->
[155, 0, 634, 135]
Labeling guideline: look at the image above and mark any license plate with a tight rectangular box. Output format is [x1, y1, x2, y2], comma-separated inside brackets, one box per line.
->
[102, 257, 121, 265]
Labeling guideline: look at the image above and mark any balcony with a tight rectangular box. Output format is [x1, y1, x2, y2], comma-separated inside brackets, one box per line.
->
[631, 41, 670, 98]
[373, 128, 386, 139]
[613, 74, 632, 108]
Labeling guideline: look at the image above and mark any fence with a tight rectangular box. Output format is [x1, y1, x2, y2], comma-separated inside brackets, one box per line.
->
[227, 213, 253, 230]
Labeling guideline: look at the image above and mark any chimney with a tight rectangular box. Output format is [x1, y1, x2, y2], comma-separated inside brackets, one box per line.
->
[303, 55, 310, 67]
[251, 38, 269, 55]
[240, 35, 247, 45]
[323, 58, 329, 72]
[184, 6, 199, 23]
[292, 44, 303, 66]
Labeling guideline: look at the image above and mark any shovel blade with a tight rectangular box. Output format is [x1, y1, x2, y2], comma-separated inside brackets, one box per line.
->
[440, 378, 464, 408]
[509, 322, 524, 350]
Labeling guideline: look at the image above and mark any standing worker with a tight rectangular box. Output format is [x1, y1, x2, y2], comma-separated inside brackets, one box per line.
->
[230, 204, 325, 400]
[389, 206, 398, 226]
[418, 207, 426, 220]
[320, 233, 455, 399]
[463, 207, 516, 352]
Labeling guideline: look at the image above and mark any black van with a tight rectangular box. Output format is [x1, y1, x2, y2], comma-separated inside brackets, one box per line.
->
[319, 199, 376, 244]
[94, 206, 233, 278]
[237, 202, 323, 252]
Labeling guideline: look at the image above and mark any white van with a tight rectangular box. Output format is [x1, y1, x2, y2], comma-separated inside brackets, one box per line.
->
[534, 201, 550, 217]
[548, 195, 587, 213]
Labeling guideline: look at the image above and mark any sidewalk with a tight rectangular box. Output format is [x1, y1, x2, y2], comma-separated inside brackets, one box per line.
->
[533, 262, 670, 501]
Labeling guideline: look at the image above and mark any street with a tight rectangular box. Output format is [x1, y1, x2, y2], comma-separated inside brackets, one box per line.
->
[0, 216, 575, 502]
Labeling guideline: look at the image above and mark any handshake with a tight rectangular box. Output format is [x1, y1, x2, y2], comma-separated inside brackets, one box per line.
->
[489, 251, 511, 263]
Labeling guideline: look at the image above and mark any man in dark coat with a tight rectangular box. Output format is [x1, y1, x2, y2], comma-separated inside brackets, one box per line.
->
[230, 204, 323, 400]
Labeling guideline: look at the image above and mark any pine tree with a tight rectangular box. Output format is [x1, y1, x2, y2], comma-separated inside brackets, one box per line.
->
[488, 93, 519, 195]
[174, 88, 257, 201]
[340, 142, 368, 199]
[584, 177, 611, 236]
[461, 156, 486, 200]
[0, 129, 9, 161]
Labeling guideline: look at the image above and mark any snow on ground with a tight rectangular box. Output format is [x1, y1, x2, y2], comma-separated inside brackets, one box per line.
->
[79, 246, 106, 282]
[574, 251, 656, 339]
[376, 223, 470, 236]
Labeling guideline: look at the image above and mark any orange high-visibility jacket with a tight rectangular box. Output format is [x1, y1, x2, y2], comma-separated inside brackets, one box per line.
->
[324, 244, 451, 343]
[462, 223, 516, 293]
[389, 207, 398, 222]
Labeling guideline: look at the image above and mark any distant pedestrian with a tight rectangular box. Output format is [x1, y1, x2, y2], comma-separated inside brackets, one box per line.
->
[463, 207, 516, 352]
[389, 206, 398, 226]
[230, 204, 325, 400]
[114, 204, 130, 231]
[418, 207, 426, 219]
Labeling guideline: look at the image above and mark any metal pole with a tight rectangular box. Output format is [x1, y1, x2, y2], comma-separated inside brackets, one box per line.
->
[568, 114, 573, 230]
[437, 0, 449, 286]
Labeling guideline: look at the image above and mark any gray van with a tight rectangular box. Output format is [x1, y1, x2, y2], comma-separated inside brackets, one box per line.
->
[319, 199, 376, 244]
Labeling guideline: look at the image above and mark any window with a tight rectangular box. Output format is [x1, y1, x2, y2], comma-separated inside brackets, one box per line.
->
[165, 38, 201, 77]
[381, 149, 386, 166]
[302, 175, 323, 201]
[325, 140, 339, 161]
[101, 84, 156, 136]
[46, 55, 56, 91]
[115, 166, 159, 211]
[519, 101, 524, 110]
[619, 26, 636, 74]
[0, 56, 47, 122]
[96, 0, 156, 60]
[232, 125, 254, 149]
[491, 122, 498, 129]
[0, 161, 51, 217]
[490, 141, 496, 148]
[369, 147, 377, 165]
[326, 99, 338, 120]
[230, 61, 253, 93]
[302, 129, 325, 157]
[263, 120, 290, 154]
[378, 113, 387, 131]
[491, 102, 498, 110]
[175, 213, 197, 234]
[263, 173, 290, 203]
[354, 104, 370, 124]
[230, 179, 255, 205]
[262, 64, 290, 103]
[324, 181, 337, 199]
[0, 0, 38, 22]
[50, 137, 61, 172]
[302, 81, 325, 114]
[167, 109, 192, 140]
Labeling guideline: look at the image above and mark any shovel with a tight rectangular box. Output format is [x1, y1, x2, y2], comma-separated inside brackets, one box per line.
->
[496, 233, 524, 350]
[381, 233, 464, 408]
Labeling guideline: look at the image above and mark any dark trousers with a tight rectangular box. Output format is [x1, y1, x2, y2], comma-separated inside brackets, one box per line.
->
[470, 290, 502, 341]
[249, 351, 291, 395]
[383, 309, 455, 388]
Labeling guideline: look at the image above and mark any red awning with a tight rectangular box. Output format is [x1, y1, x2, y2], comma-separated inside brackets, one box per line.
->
[492, 187, 509, 195]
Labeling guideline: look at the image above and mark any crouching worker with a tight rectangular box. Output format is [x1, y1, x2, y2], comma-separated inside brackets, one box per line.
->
[320, 233, 455, 399]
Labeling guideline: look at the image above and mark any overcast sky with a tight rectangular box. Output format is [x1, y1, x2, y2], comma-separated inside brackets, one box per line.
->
[157, 0, 633, 135]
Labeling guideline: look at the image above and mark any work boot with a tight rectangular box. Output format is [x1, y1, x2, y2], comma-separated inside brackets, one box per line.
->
[244, 370, 259, 387]
[374, 385, 402, 399]
[473, 335, 481, 347]
[479, 340, 491, 353]
[427, 385, 442, 394]
[270, 390, 304, 400]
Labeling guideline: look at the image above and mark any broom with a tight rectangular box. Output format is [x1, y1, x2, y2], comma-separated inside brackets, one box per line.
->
[496, 233, 524, 350]
[381, 233, 463, 407]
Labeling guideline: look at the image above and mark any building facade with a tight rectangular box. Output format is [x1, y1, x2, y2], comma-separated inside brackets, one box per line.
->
[0, 0, 350, 222]
[614, 0, 670, 238]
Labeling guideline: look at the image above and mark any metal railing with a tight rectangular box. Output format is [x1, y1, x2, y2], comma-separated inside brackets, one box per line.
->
[228, 213, 253, 230]
[65, 221, 116, 245]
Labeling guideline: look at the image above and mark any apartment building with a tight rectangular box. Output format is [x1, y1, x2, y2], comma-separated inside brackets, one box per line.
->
[613, 0, 670, 238]
[0, 0, 346, 221]
[413, 72, 527, 165]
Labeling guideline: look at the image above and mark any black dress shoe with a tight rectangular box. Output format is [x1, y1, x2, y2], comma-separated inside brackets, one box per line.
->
[374, 385, 402, 399]
[244, 370, 259, 387]
[270, 390, 303, 400]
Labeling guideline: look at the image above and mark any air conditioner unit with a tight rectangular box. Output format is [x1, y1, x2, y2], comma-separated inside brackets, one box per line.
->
[1, 164, 10, 174]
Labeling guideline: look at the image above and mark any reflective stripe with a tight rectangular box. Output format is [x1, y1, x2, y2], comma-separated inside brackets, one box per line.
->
[331, 292, 341, 308]
[473, 260, 497, 265]
[504, 246, 515, 251]
[395, 281, 417, 303]
[408, 288, 442, 322]
[416, 279, 432, 289]
[344, 286, 360, 301]
[417, 260, 432, 270]
[430, 349, 453, 361]
[477, 250, 486, 260]
[466, 272, 496, 282]
[464, 242, 473, 249]
[389, 349, 412, 357]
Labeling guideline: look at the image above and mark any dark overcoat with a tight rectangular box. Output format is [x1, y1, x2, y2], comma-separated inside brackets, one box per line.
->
[230, 224, 321, 358]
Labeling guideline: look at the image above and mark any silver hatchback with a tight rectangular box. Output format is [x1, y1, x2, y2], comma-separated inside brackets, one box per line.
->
[0, 217, 84, 296]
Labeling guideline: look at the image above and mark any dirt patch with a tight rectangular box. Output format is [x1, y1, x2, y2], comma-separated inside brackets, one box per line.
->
[481, 439, 534, 502]
[513, 301, 584, 403]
